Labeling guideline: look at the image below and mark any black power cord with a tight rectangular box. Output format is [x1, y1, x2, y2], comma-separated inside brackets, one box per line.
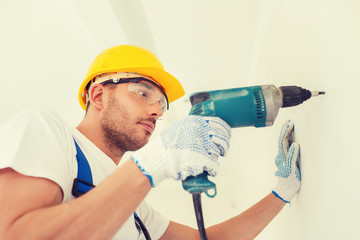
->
[192, 193, 208, 240]
[134, 212, 151, 240]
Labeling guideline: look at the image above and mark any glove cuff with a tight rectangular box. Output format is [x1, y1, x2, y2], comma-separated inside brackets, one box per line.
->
[131, 137, 168, 187]
[272, 178, 300, 203]
[272, 191, 290, 203]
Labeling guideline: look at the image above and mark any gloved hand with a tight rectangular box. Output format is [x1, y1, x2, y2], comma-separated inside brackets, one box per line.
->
[272, 120, 301, 203]
[131, 115, 231, 187]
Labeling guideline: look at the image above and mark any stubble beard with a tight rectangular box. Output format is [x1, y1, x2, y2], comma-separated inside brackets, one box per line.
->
[100, 94, 153, 155]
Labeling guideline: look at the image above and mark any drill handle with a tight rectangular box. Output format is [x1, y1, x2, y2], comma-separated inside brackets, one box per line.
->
[182, 92, 218, 198]
[182, 172, 217, 198]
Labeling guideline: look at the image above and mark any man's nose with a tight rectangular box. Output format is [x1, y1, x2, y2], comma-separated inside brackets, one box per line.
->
[148, 101, 164, 119]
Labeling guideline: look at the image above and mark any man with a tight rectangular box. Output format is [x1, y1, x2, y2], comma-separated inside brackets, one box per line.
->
[0, 45, 301, 239]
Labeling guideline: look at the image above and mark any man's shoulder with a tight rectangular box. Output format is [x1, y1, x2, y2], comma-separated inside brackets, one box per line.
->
[11, 108, 65, 125]
[1, 108, 70, 136]
[14, 107, 61, 120]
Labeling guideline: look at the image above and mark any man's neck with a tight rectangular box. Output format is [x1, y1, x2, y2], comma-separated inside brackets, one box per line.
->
[76, 120, 124, 165]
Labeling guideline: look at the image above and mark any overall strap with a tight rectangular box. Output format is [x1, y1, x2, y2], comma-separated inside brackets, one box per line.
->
[71, 138, 151, 239]
[72, 138, 95, 197]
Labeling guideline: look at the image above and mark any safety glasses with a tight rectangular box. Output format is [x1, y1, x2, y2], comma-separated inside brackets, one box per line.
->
[100, 77, 169, 113]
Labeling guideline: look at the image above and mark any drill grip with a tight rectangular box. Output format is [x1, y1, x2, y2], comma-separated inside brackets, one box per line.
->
[182, 172, 217, 198]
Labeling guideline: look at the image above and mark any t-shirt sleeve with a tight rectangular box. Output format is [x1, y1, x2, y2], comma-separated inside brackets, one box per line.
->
[136, 201, 170, 240]
[0, 108, 74, 200]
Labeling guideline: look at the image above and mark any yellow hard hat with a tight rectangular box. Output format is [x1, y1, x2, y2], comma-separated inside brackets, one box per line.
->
[78, 45, 185, 110]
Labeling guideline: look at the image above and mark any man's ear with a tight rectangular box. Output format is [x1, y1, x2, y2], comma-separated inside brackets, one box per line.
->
[88, 84, 105, 111]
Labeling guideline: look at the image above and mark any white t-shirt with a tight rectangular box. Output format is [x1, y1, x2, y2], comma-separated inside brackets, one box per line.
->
[0, 108, 169, 239]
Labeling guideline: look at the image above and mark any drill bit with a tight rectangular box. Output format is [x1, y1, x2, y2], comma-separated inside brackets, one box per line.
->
[311, 91, 326, 97]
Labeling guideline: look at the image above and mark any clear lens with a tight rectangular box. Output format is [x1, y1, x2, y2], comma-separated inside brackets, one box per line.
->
[128, 81, 168, 112]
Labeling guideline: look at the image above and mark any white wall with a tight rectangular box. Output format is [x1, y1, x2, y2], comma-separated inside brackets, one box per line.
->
[1, 0, 359, 239]
[145, 1, 360, 240]
[249, 1, 360, 239]
[0, 0, 127, 125]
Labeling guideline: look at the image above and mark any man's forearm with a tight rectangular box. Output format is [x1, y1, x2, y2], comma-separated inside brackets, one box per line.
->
[3, 160, 152, 240]
[206, 193, 286, 240]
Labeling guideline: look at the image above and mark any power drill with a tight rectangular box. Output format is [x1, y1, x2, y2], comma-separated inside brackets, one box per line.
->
[182, 84, 325, 240]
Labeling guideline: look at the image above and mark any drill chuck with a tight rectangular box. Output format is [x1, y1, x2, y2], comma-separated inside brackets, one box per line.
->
[279, 86, 322, 108]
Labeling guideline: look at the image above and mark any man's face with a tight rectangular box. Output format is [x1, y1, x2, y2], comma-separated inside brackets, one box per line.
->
[98, 73, 164, 153]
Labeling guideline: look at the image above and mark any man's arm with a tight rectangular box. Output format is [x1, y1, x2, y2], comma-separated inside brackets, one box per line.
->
[0, 160, 151, 240]
[207, 193, 285, 239]
[160, 193, 285, 240]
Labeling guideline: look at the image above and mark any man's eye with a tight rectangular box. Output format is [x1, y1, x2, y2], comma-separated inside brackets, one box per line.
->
[138, 91, 147, 97]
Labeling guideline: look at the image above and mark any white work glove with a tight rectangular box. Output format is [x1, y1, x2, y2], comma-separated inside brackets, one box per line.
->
[272, 120, 301, 203]
[131, 115, 231, 187]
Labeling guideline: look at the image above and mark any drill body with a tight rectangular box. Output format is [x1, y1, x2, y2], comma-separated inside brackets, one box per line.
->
[188, 85, 282, 128]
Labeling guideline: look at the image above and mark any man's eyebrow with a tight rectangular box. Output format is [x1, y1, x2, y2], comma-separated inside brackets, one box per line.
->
[143, 83, 156, 90]
[136, 80, 159, 91]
